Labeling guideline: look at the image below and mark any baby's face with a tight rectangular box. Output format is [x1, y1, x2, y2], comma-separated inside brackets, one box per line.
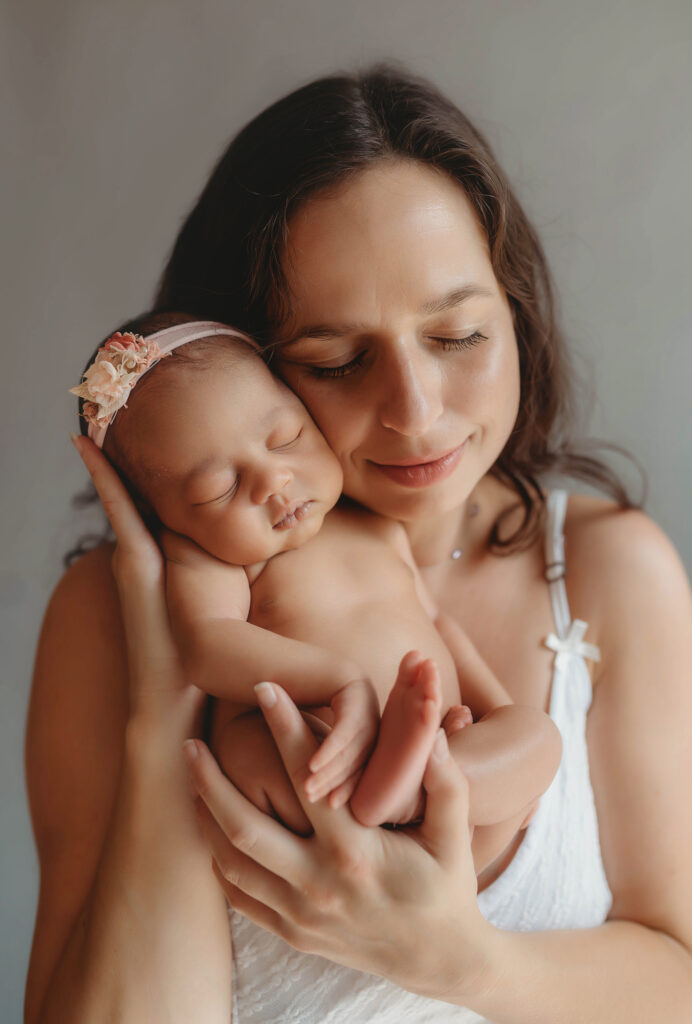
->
[130, 349, 344, 564]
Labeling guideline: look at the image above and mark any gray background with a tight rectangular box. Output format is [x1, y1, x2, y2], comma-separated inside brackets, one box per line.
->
[3, 1, 691, 1018]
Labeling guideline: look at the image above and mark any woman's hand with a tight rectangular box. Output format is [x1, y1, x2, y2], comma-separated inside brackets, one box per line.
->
[71, 434, 203, 723]
[216, 708, 314, 836]
[184, 669, 498, 1003]
[29, 436, 233, 1024]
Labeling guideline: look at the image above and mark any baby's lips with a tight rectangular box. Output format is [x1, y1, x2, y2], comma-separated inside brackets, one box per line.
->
[272, 499, 313, 529]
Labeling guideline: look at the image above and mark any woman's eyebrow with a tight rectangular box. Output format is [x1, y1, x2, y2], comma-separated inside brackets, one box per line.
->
[280, 323, 365, 347]
[281, 284, 494, 348]
[419, 284, 494, 315]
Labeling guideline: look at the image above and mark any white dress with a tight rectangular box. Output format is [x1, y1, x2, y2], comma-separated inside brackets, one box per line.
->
[229, 490, 612, 1022]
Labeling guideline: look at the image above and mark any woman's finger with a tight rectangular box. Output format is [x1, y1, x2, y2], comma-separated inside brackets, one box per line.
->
[211, 862, 293, 943]
[253, 683, 359, 838]
[71, 434, 178, 681]
[327, 768, 363, 809]
[185, 738, 310, 880]
[418, 729, 474, 870]
[71, 434, 160, 567]
[193, 796, 296, 913]
[265, 779, 314, 836]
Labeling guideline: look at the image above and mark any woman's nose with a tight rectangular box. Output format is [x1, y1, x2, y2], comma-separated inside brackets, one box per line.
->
[377, 345, 444, 436]
[250, 461, 293, 504]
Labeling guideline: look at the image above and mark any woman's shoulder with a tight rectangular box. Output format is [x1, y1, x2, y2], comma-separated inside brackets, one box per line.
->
[561, 492, 691, 640]
[58, 539, 117, 587]
[35, 541, 126, 703]
[31, 542, 127, 768]
[563, 491, 684, 574]
[49, 541, 120, 617]
[28, 542, 129, 848]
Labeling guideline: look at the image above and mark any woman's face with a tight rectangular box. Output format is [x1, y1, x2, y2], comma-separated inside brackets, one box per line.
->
[274, 160, 521, 523]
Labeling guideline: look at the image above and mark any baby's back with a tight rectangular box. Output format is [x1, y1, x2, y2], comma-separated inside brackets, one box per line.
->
[249, 503, 459, 712]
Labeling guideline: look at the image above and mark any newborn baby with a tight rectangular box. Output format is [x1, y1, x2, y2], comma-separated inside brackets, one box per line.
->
[71, 315, 560, 839]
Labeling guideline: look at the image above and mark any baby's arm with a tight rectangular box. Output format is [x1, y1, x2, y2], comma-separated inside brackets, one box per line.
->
[163, 530, 367, 703]
[162, 530, 379, 792]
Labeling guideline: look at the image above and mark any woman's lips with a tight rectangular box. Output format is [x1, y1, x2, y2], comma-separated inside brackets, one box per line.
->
[369, 441, 468, 488]
[273, 500, 314, 530]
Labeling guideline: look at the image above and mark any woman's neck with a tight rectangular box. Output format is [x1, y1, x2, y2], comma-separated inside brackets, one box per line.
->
[402, 476, 515, 568]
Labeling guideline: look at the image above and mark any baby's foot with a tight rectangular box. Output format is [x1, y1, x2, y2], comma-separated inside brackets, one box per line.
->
[350, 651, 442, 827]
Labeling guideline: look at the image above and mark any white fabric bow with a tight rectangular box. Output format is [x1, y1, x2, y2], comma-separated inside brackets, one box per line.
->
[544, 619, 601, 671]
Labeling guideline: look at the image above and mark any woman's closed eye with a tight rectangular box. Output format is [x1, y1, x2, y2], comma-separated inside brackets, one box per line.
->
[306, 331, 487, 379]
[307, 353, 367, 379]
[431, 330, 487, 351]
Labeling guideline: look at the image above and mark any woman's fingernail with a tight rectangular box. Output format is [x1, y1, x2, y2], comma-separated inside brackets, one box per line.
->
[70, 432, 80, 446]
[183, 739, 199, 764]
[431, 728, 449, 763]
[254, 682, 277, 709]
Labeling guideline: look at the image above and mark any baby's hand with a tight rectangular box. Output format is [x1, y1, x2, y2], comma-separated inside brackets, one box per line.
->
[303, 677, 380, 807]
[443, 703, 474, 735]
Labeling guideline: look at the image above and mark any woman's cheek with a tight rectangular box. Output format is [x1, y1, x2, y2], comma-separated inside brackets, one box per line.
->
[300, 391, 361, 463]
[466, 336, 520, 421]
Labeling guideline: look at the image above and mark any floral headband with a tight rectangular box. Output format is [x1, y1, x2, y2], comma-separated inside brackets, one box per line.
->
[70, 320, 257, 448]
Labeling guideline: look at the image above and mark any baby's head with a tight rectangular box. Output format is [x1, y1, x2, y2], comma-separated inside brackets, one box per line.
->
[72, 313, 343, 564]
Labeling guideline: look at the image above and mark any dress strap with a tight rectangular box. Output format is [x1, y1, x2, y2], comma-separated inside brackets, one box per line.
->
[543, 490, 601, 668]
[544, 490, 571, 639]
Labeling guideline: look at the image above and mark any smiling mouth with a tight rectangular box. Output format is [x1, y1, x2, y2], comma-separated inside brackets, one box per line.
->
[369, 441, 470, 488]
[272, 500, 314, 530]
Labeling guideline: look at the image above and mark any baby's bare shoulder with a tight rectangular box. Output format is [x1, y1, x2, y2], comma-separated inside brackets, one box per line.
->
[160, 528, 223, 569]
[161, 530, 250, 621]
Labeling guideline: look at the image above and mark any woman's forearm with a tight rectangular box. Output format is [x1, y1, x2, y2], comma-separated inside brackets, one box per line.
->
[35, 707, 231, 1024]
[457, 920, 692, 1023]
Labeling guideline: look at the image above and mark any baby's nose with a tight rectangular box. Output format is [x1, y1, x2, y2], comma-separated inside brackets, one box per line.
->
[250, 462, 293, 504]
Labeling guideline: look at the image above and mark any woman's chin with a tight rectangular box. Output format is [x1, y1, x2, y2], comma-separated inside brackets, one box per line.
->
[347, 476, 477, 523]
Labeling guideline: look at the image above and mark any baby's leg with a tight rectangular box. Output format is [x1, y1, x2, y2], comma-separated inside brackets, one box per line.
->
[349, 652, 443, 827]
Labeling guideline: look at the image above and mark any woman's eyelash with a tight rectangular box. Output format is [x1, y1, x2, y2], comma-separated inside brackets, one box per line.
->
[432, 331, 487, 350]
[307, 333, 486, 379]
[308, 353, 366, 379]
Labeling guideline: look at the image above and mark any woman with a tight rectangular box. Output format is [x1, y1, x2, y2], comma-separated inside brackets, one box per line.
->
[25, 67, 692, 1022]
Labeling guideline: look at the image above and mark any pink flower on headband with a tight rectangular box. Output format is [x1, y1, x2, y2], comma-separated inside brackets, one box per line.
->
[70, 331, 168, 429]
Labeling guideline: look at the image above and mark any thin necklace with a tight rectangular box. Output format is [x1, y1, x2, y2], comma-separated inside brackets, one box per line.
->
[436, 502, 480, 564]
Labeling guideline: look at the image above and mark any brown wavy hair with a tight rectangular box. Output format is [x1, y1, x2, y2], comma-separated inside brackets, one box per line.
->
[154, 63, 642, 550]
[69, 64, 642, 564]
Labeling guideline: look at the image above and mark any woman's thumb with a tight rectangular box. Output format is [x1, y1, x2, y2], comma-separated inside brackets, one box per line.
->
[420, 729, 472, 865]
